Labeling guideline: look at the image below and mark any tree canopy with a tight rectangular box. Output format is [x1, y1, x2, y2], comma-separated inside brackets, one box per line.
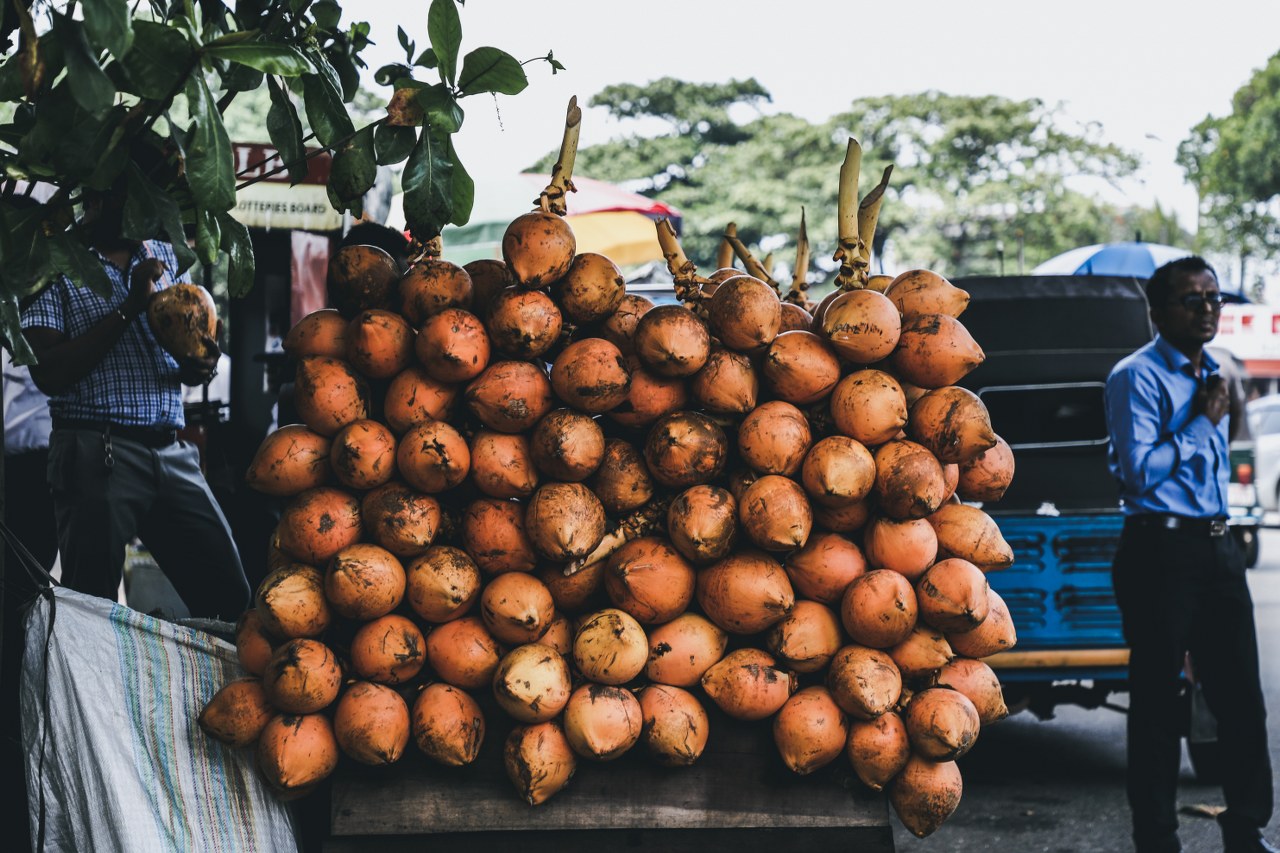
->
[0, 0, 558, 362]
[1178, 50, 1280, 291]
[538, 80, 1173, 283]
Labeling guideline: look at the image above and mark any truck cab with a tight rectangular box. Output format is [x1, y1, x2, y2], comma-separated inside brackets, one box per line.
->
[952, 275, 1260, 752]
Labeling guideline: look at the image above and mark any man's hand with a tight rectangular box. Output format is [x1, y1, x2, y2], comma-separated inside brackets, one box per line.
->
[178, 319, 223, 386]
[123, 258, 165, 318]
[1195, 374, 1231, 425]
[178, 353, 219, 386]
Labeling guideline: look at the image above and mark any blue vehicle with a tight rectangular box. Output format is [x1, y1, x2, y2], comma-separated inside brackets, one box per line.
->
[953, 275, 1256, 781]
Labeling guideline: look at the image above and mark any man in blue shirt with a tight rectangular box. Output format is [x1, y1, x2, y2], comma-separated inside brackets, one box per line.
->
[1105, 256, 1273, 853]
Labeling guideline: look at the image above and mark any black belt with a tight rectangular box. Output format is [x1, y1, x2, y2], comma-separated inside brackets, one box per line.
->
[1125, 513, 1229, 538]
[52, 419, 177, 448]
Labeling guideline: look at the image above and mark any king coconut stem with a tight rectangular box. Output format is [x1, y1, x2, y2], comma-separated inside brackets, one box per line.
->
[722, 223, 782, 296]
[563, 495, 673, 576]
[784, 207, 811, 305]
[833, 138, 867, 291]
[715, 234, 736, 270]
[538, 96, 583, 215]
[656, 217, 710, 305]
[858, 165, 894, 274]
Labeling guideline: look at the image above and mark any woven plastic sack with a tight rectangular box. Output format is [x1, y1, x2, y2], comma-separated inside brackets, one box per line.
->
[21, 586, 298, 852]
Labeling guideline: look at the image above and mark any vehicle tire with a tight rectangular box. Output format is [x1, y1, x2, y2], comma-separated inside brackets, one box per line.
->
[1187, 738, 1223, 785]
[1235, 527, 1260, 569]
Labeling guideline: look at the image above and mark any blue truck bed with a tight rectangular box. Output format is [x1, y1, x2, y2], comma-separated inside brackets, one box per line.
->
[985, 513, 1128, 684]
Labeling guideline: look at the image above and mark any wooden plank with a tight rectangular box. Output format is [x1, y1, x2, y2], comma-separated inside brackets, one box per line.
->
[325, 827, 895, 853]
[330, 706, 890, 838]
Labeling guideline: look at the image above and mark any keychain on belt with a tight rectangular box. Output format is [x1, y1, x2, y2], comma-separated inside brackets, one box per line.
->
[103, 427, 115, 471]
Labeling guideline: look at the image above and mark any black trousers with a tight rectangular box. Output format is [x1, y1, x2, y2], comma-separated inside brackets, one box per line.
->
[1112, 521, 1273, 845]
[46, 429, 250, 621]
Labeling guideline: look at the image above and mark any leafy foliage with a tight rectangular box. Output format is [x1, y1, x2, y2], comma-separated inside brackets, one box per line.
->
[540, 82, 1159, 280]
[1178, 51, 1280, 285]
[0, 0, 557, 362]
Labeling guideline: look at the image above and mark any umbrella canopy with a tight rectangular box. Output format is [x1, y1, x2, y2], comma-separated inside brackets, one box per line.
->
[385, 173, 681, 267]
[1031, 241, 1195, 277]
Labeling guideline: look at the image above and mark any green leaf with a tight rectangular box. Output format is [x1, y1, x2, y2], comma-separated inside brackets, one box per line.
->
[329, 125, 377, 207]
[414, 84, 464, 133]
[307, 48, 344, 98]
[55, 16, 117, 114]
[311, 0, 341, 31]
[47, 231, 114, 298]
[81, 0, 134, 61]
[84, 130, 131, 190]
[184, 71, 236, 212]
[428, 0, 462, 86]
[301, 71, 355, 148]
[330, 50, 360, 101]
[206, 43, 313, 77]
[120, 21, 195, 100]
[17, 88, 124, 183]
[374, 124, 416, 166]
[375, 63, 413, 86]
[402, 129, 452, 238]
[194, 207, 221, 266]
[397, 26, 414, 62]
[0, 205, 57, 302]
[205, 29, 261, 48]
[449, 139, 474, 227]
[0, 296, 36, 365]
[220, 63, 264, 93]
[216, 212, 255, 297]
[414, 48, 438, 69]
[457, 47, 527, 97]
[122, 163, 197, 272]
[0, 56, 23, 101]
[266, 76, 308, 185]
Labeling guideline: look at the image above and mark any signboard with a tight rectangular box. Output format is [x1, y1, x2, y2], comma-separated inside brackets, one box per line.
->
[1215, 304, 1280, 376]
[230, 143, 343, 232]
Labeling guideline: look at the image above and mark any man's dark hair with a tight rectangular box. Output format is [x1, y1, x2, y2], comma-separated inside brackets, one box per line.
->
[340, 222, 410, 271]
[1146, 256, 1218, 306]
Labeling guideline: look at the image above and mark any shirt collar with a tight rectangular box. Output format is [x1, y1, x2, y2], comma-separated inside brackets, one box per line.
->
[1153, 333, 1218, 378]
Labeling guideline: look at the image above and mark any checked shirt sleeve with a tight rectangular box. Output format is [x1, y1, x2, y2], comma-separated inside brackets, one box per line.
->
[20, 279, 66, 333]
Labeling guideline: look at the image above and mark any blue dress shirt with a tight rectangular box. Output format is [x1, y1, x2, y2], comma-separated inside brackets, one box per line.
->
[1104, 334, 1229, 518]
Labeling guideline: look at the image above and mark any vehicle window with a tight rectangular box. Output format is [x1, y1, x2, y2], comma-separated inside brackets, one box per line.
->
[1262, 411, 1280, 435]
[978, 383, 1108, 449]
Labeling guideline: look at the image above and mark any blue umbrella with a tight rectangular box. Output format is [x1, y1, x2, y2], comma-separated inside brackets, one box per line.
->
[1031, 241, 1196, 277]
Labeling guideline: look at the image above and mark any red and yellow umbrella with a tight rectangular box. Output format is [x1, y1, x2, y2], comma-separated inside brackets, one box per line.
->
[388, 173, 682, 267]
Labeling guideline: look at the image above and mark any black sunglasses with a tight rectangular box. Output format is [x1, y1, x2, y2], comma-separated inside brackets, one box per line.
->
[1170, 292, 1226, 311]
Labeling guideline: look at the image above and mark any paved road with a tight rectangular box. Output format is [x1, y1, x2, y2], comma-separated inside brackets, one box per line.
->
[891, 529, 1280, 852]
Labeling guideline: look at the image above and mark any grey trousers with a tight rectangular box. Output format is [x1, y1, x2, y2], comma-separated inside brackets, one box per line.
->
[46, 428, 251, 621]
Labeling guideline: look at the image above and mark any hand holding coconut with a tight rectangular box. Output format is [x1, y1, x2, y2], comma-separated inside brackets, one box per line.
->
[142, 259, 222, 384]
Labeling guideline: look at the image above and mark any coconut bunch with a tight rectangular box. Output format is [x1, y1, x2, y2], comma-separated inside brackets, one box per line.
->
[197, 122, 1018, 836]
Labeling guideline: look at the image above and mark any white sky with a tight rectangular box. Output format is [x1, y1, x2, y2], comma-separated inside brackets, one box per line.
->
[361, 0, 1280, 236]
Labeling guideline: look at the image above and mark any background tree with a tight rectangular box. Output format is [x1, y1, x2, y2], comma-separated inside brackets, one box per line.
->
[0, 0, 558, 362]
[1178, 50, 1280, 292]
[539, 82, 1171, 282]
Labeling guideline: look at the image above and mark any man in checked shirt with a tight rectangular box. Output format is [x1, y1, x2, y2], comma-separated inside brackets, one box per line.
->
[19, 181, 250, 622]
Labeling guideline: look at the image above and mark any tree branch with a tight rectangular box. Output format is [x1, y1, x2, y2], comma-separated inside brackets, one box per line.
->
[235, 117, 387, 191]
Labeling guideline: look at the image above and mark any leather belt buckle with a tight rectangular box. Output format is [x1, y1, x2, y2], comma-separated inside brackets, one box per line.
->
[1209, 519, 1227, 538]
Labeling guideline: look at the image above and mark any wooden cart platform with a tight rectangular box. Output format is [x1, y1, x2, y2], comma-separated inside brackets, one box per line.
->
[328, 708, 894, 852]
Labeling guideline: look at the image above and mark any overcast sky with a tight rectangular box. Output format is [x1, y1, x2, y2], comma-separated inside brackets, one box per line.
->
[363, 0, 1280, 236]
